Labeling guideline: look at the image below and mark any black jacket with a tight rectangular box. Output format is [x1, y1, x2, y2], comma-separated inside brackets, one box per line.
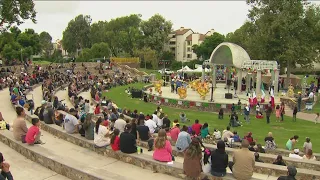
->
[120, 132, 137, 154]
[210, 149, 228, 173]
[0, 171, 13, 180]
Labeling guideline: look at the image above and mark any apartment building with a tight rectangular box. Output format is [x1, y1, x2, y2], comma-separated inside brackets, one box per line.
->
[52, 39, 68, 57]
[165, 27, 215, 62]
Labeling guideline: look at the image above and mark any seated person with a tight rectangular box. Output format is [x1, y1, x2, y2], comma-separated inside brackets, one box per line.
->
[153, 129, 173, 162]
[254, 152, 264, 163]
[229, 112, 241, 127]
[232, 131, 241, 142]
[63, 108, 79, 134]
[256, 111, 263, 119]
[0, 112, 10, 130]
[120, 124, 141, 154]
[10, 92, 18, 104]
[94, 118, 111, 147]
[25, 118, 43, 145]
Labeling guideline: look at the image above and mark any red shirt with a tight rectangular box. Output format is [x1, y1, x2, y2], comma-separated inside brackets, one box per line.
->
[94, 107, 101, 114]
[170, 127, 180, 142]
[111, 136, 120, 151]
[25, 125, 40, 144]
[192, 123, 202, 135]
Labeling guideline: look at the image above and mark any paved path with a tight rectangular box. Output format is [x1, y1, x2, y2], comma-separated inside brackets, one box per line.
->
[284, 107, 316, 123]
[0, 89, 70, 180]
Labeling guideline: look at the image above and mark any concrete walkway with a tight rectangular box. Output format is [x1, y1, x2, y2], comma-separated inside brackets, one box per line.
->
[284, 107, 316, 123]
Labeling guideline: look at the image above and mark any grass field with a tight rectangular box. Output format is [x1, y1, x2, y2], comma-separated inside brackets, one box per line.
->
[104, 83, 320, 152]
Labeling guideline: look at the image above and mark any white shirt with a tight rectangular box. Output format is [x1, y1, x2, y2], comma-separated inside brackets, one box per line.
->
[157, 118, 163, 127]
[152, 114, 159, 125]
[214, 131, 221, 139]
[289, 153, 303, 159]
[94, 125, 110, 147]
[64, 114, 79, 134]
[145, 119, 157, 133]
[114, 119, 126, 133]
[256, 105, 260, 111]
[309, 92, 314, 98]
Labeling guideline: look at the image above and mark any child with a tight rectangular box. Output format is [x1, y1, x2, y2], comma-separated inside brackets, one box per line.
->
[213, 129, 221, 140]
[172, 119, 179, 127]
[218, 108, 223, 119]
[293, 106, 298, 122]
[275, 105, 280, 122]
[110, 129, 120, 151]
[233, 131, 241, 142]
[25, 118, 43, 145]
[201, 148, 212, 174]
[315, 113, 319, 124]
[0, 112, 9, 130]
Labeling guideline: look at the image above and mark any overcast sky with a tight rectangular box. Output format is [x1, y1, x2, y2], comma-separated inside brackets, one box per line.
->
[18, 1, 320, 41]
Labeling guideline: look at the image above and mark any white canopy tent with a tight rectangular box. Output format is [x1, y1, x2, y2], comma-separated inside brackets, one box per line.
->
[193, 66, 211, 73]
[177, 65, 194, 73]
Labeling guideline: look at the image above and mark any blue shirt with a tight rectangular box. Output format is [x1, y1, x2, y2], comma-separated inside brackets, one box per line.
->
[175, 131, 191, 152]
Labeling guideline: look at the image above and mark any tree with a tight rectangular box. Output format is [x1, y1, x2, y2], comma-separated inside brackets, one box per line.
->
[90, 21, 108, 45]
[192, 32, 225, 60]
[140, 14, 173, 57]
[90, 42, 110, 58]
[245, 0, 320, 86]
[0, 0, 36, 31]
[78, 48, 92, 61]
[2, 41, 22, 60]
[16, 28, 40, 60]
[39, 31, 53, 58]
[62, 14, 92, 54]
[134, 47, 157, 69]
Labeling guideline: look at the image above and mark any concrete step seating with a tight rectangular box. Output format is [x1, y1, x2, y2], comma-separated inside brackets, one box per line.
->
[0, 87, 178, 180]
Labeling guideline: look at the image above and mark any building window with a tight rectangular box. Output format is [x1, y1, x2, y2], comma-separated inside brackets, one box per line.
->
[187, 54, 192, 58]
[187, 41, 192, 45]
[172, 35, 176, 38]
[187, 47, 191, 52]
[169, 41, 175, 45]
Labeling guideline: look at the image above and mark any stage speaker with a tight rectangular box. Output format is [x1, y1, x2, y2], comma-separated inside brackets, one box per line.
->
[225, 93, 233, 99]
[227, 80, 232, 86]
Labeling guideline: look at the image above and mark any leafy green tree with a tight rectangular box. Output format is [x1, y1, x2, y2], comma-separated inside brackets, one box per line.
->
[90, 21, 108, 45]
[244, 0, 320, 86]
[0, 0, 36, 31]
[90, 42, 110, 58]
[16, 28, 40, 60]
[134, 47, 158, 69]
[62, 14, 92, 54]
[78, 48, 92, 61]
[2, 41, 22, 60]
[39, 31, 53, 58]
[192, 32, 225, 60]
[140, 14, 173, 56]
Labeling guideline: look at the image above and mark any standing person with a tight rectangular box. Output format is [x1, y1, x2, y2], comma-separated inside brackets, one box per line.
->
[210, 140, 228, 177]
[315, 113, 319, 124]
[0, 152, 13, 180]
[275, 105, 280, 122]
[25, 118, 43, 145]
[266, 104, 272, 124]
[229, 140, 255, 180]
[297, 93, 302, 112]
[183, 138, 202, 179]
[13, 106, 28, 142]
[280, 102, 285, 122]
[255, 103, 260, 116]
[303, 137, 312, 154]
[244, 104, 250, 123]
[293, 106, 298, 122]
[176, 125, 192, 152]
[191, 119, 202, 136]
[153, 129, 173, 162]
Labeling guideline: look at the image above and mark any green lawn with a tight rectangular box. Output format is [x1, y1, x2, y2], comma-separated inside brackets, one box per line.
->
[138, 68, 162, 79]
[104, 83, 320, 152]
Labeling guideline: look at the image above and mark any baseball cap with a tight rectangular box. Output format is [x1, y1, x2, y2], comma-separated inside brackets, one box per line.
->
[287, 165, 297, 176]
[41, 100, 47, 105]
[293, 149, 299, 154]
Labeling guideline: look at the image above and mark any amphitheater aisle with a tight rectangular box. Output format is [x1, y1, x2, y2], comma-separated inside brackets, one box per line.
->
[0, 89, 70, 180]
[22, 86, 180, 180]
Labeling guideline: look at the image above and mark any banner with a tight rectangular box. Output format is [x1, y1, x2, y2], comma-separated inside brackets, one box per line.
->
[190, 101, 196, 106]
[165, 99, 169, 103]
[178, 101, 183, 105]
[196, 102, 201, 107]
[110, 57, 140, 63]
[203, 103, 209, 107]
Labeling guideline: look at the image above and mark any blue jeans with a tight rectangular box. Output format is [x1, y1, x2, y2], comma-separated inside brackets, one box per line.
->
[211, 170, 226, 177]
[245, 115, 250, 123]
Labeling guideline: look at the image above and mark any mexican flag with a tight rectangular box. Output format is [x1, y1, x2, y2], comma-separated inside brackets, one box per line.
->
[270, 88, 275, 108]
[252, 91, 258, 105]
[261, 83, 265, 103]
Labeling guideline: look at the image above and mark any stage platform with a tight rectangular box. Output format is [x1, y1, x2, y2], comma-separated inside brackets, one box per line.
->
[143, 83, 281, 113]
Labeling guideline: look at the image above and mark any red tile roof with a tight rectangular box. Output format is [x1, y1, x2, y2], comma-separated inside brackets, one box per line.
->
[174, 28, 192, 35]
[185, 34, 207, 41]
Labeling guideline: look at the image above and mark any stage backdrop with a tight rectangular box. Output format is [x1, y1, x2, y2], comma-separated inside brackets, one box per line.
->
[111, 57, 140, 68]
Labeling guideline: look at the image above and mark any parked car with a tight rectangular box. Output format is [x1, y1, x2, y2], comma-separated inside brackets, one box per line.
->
[158, 68, 174, 74]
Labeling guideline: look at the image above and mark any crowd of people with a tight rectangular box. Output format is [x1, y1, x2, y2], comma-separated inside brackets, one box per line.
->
[0, 62, 317, 180]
